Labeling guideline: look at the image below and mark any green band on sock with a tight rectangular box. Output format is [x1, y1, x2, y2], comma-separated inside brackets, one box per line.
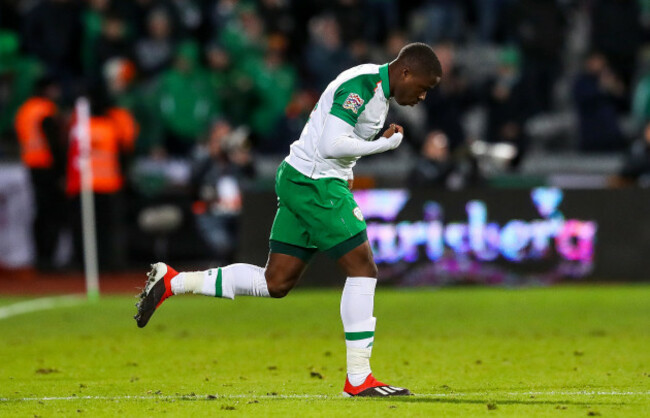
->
[215, 268, 222, 298]
[345, 331, 375, 341]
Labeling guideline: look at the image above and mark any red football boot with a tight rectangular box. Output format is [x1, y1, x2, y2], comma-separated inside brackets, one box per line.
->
[134, 262, 178, 328]
[343, 374, 412, 397]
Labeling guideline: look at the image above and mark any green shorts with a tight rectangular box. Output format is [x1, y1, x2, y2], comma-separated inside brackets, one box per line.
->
[269, 161, 367, 261]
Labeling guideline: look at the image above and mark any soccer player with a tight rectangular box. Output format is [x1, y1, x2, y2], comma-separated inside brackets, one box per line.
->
[135, 42, 442, 397]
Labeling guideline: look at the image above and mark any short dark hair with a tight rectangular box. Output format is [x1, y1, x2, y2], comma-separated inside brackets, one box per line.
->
[396, 43, 442, 78]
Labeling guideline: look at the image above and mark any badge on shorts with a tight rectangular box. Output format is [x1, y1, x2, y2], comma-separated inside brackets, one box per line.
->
[343, 93, 364, 114]
[353, 207, 364, 221]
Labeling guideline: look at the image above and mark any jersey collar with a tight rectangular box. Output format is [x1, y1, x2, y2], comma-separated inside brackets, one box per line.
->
[379, 63, 390, 99]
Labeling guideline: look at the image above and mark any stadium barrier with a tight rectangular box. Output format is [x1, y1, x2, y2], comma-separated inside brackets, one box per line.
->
[2, 176, 648, 285]
[238, 187, 650, 286]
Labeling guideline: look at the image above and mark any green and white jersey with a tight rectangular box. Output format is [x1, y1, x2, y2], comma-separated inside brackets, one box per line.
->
[286, 63, 391, 180]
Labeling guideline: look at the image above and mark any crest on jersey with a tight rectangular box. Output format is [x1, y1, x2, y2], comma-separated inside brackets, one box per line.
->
[353, 207, 364, 221]
[343, 93, 364, 114]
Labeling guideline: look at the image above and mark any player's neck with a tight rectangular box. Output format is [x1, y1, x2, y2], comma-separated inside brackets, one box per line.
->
[387, 62, 398, 98]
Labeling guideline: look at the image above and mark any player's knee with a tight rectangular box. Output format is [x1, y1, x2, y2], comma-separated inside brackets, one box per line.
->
[266, 280, 293, 298]
[267, 283, 291, 298]
[351, 260, 378, 278]
[371, 263, 378, 278]
[340, 259, 378, 278]
[365, 262, 378, 278]
[265, 270, 295, 298]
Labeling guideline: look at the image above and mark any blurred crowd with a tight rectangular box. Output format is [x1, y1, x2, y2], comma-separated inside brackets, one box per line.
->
[5, 1, 650, 170]
[5, 0, 650, 270]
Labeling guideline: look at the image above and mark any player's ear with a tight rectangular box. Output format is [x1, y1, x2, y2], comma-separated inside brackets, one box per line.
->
[401, 67, 411, 81]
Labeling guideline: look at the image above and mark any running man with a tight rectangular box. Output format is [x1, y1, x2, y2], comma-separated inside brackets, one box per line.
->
[135, 42, 442, 397]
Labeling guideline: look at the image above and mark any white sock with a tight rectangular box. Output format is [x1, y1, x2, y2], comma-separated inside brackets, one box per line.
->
[170, 263, 270, 299]
[341, 276, 377, 386]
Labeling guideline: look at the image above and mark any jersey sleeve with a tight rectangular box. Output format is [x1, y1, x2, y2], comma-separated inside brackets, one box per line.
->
[329, 75, 377, 127]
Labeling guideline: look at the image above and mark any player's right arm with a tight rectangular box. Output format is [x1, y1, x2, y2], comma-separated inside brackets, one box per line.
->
[318, 114, 404, 159]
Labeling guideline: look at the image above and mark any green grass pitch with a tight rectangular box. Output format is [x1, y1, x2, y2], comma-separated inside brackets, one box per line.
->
[1, 285, 649, 417]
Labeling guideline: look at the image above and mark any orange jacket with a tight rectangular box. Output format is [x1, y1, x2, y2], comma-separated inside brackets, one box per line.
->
[66, 108, 137, 195]
[107, 107, 138, 152]
[14, 97, 57, 168]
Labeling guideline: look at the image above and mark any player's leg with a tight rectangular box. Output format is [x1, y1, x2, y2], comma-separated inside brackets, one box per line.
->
[134, 251, 308, 328]
[279, 167, 411, 396]
[303, 173, 410, 397]
[166, 250, 309, 300]
[333, 239, 412, 397]
[264, 252, 309, 298]
[135, 185, 315, 327]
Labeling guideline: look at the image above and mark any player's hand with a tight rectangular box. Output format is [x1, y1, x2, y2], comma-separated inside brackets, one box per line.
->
[382, 123, 404, 150]
[382, 123, 404, 138]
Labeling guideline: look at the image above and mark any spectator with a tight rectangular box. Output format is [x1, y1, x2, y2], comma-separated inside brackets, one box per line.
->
[424, 42, 473, 151]
[590, 0, 641, 90]
[91, 11, 133, 89]
[218, 5, 266, 63]
[408, 130, 455, 188]
[632, 69, 650, 126]
[305, 14, 354, 91]
[134, 7, 176, 81]
[265, 89, 319, 155]
[169, 0, 204, 40]
[332, 0, 365, 45]
[573, 51, 627, 152]
[22, 0, 83, 95]
[104, 58, 162, 157]
[258, 0, 295, 38]
[348, 39, 372, 65]
[472, 0, 507, 43]
[483, 47, 530, 168]
[14, 76, 67, 272]
[206, 0, 241, 39]
[363, 0, 400, 44]
[409, 130, 481, 189]
[205, 42, 255, 127]
[506, 0, 567, 114]
[66, 99, 137, 272]
[126, 0, 161, 38]
[372, 30, 407, 63]
[0, 31, 43, 142]
[619, 120, 650, 185]
[411, 0, 465, 44]
[154, 41, 220, 156]
[81, 0, 110, 82]
[244, 35, 297, 146]
[191, 120, 255, 263]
